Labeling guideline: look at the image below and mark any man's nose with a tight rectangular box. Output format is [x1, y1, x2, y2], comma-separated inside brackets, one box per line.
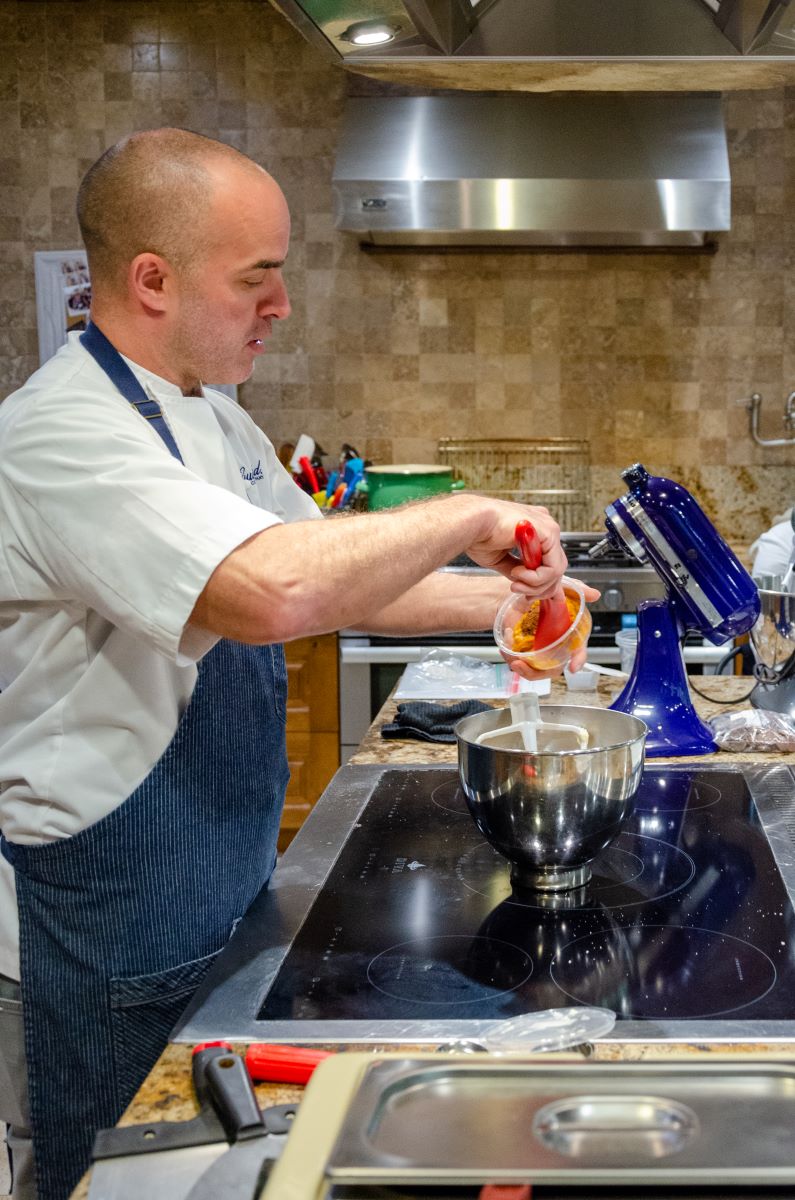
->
[261, 275, 290, 321]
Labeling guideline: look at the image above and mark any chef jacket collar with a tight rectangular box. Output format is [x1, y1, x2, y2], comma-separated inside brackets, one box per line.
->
[118, 352, 205, 401]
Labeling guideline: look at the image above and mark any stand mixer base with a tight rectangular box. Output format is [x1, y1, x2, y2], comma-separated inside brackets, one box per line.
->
[610, 599, 717, 757]
[751, 677, 795, 723]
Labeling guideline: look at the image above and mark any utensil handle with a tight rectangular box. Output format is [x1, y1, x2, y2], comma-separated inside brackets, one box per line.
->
[582, 661, 626, 678]
[298, 455, 319, 493]
[192, 1042, 231, 1108]
[245, 1043, 332, 1085]
[193, 1045, 266, 1142]
[515, 520, 542, 570]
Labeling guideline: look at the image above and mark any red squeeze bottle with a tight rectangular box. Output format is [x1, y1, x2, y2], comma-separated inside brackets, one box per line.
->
[514, 520, 573, 649]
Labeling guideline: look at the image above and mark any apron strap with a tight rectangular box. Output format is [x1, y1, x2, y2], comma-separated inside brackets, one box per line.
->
[80, 321, 185, 464]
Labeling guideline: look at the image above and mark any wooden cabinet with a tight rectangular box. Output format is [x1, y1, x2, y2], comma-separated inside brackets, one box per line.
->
[279, 634, 340, 851]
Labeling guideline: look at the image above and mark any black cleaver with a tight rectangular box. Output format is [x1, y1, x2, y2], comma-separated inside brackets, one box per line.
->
[88, 1043, 295, 1200]
[183, 1047, 293, 1200]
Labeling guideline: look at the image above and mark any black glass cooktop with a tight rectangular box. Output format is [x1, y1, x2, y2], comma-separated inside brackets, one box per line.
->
[259, 768, 795, 1023]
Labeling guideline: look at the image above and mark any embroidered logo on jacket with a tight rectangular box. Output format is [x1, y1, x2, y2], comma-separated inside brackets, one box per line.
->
[240, 460, 264, 483]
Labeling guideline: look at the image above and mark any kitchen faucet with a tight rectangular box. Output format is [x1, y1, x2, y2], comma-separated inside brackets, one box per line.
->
[746, 389, 795, 447]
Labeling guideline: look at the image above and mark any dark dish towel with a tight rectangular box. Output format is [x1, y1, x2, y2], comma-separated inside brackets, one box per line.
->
[380, 700, 493, 743]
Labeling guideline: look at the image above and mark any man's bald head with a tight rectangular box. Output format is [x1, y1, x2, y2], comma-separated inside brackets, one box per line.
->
[77, 128, 269, 291]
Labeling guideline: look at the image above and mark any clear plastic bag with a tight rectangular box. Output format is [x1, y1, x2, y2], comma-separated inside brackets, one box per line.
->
[709, 708, 795, 753]
[393, 650, 551, 700]
[409, 650, 497, 689]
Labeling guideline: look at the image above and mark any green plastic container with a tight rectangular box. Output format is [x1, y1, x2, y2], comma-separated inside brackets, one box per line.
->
[363, 464, 465, 510]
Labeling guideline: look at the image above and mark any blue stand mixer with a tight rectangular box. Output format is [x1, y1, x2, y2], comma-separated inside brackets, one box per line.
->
[591, 464, 761, 756]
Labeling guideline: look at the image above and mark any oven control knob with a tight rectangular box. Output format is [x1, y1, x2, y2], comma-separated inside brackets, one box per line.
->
[603, 586, 624, 611]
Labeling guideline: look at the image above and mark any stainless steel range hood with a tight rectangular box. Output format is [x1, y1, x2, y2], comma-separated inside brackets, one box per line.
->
[332, 94, 731, 248]
[271, 0, 795, 89]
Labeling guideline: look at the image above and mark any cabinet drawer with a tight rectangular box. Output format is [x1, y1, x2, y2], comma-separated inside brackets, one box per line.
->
[280, 731, 340, 851]
[285, 635, 339, 733]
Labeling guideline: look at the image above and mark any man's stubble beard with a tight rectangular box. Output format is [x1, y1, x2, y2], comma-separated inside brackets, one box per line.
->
[171, 295, 248, 389]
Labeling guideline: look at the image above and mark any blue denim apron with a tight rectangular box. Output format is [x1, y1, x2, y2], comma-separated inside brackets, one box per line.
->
[1, 323, 289, 1200]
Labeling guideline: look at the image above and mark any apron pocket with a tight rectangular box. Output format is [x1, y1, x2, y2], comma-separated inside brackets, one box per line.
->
[109, 949, 219, 1105]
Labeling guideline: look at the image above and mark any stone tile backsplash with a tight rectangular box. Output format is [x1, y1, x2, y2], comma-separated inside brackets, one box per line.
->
[0, 0, 793, 541]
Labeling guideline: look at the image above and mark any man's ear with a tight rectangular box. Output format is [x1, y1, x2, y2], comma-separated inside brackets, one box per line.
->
[128, 252, 173, 314]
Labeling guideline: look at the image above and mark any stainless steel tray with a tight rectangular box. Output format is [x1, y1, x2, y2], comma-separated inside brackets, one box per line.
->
[325, 1057, 795, 1186]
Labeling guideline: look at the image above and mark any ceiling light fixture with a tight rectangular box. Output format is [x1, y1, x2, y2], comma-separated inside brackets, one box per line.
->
[340, 20, 399, 46]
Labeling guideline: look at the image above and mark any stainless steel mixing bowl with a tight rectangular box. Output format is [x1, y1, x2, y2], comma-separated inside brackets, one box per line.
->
[455, 705, 647, 892]
[750, 589, 795, 674]
[749, 590, 795, 720]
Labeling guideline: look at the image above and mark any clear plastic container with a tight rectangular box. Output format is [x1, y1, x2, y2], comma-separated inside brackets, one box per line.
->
[493, 579, 592, 672]
[564, 665, 598, 691]
[615, 627, 639, 674]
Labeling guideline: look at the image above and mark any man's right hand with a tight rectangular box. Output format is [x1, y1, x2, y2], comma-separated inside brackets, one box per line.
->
[464, 500, 569, 600]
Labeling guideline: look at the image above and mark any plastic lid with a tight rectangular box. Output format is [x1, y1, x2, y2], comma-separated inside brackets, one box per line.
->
[481, 1006, 616, 1054]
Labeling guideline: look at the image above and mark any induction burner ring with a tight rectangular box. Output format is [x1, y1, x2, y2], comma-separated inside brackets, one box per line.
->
[456, 832, 695, 911]
[591, 843, 644, 891]
[551, 924, 778, 1020]
[367, 933, 534, 1007]
[635, 778, 722, 814]
[430, 778, 469, 816]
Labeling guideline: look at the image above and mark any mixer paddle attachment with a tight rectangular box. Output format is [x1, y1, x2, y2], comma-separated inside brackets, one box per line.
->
[475, 693, 589, 753]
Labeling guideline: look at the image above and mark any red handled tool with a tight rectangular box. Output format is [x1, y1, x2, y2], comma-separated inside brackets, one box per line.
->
[514, 520, 543, 571]
[514, 520, 573, 649]
[298, 456, 320, 494]
[245, 1043, 332, 1085]
[196, 1040, 331, 1085]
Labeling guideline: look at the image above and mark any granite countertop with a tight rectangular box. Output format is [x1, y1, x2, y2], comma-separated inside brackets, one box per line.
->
[351, 672, 773, 767]
[71, 672, 795, 1199]
[73, 1041, 795, 1200]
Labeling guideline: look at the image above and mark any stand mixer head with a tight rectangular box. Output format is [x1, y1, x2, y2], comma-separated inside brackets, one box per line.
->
[592, 463, 761, 756]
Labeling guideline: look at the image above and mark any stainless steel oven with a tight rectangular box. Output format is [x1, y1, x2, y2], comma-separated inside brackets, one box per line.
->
[339, 534, 729, 760]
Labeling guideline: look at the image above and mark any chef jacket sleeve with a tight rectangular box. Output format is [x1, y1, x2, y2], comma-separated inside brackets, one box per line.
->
[749, 520, 794, 580]
[0, 390, 292, 662]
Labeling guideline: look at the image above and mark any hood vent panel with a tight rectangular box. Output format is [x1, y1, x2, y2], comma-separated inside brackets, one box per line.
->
[332, 95, 731, 249]
[270, 0, 794, 90]
[273, 0, 795, 61]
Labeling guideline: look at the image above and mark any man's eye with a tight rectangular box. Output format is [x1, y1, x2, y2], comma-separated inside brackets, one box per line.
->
[243, 277, 265, 287]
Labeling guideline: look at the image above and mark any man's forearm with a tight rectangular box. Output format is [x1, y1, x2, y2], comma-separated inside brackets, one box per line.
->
[356, 570, 510, 637]
[189, 492, 566, 645]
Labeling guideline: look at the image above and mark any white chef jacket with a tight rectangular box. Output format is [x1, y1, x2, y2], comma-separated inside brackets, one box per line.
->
[749, 517, 794, 581]
[0, 333, 320, 978]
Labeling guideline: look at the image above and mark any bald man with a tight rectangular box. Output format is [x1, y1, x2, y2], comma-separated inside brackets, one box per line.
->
[0, 129, 593, 1200]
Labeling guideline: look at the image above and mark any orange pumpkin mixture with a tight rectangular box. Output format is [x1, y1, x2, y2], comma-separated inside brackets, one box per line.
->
[512, 593, 580, 652]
